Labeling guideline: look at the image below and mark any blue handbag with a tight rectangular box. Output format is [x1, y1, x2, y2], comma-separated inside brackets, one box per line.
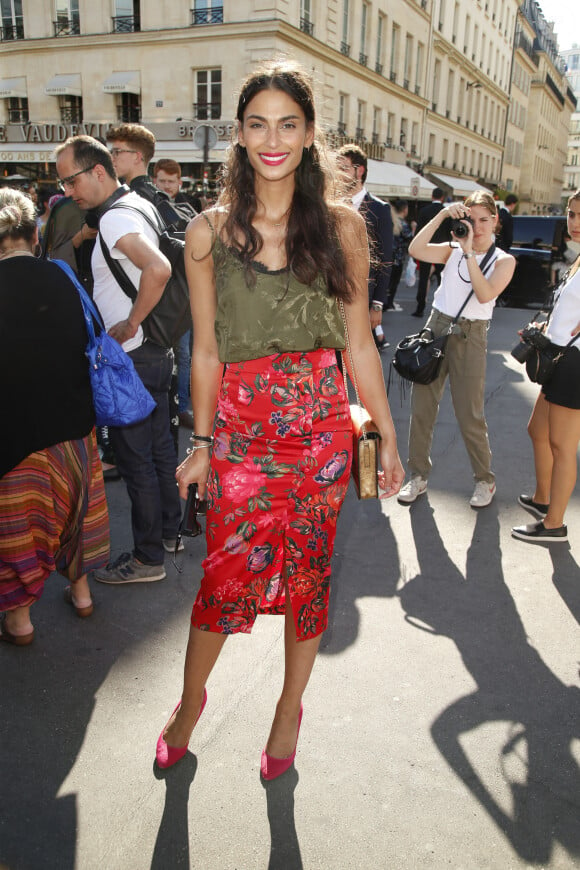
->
[53, 259, 156, 427]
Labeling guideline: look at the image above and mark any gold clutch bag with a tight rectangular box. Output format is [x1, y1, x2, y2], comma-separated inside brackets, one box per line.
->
[338, 300, 381, 500]
[350, 404, 381, 499]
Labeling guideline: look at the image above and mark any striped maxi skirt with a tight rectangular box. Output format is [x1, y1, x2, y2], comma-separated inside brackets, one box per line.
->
[0, 431, 110, 611]
[191, 349, 352, 642]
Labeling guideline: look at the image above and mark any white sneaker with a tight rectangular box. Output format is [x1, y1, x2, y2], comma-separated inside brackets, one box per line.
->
[470, 480, 496, 508]
[398, 475, 428, 504]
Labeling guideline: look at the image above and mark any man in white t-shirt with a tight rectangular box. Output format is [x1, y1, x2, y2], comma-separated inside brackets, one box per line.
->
[55, 135, 182, 584]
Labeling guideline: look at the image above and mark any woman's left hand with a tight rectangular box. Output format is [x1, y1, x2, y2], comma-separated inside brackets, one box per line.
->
[572, 319, 580, 337]
[378, 442, 405, 498]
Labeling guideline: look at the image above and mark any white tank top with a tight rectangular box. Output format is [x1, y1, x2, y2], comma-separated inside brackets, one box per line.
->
[546, 266, 580, 347]
[433, 246, 498, 321]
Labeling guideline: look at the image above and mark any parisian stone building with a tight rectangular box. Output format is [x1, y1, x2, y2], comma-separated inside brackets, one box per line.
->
[0, 0, 574, 211]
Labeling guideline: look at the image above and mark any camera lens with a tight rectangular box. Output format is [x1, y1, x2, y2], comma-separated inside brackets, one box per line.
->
[452, 219, 469, 238]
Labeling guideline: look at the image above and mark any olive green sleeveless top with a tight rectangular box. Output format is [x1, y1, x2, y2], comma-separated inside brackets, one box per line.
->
[212, 236, 346, 363]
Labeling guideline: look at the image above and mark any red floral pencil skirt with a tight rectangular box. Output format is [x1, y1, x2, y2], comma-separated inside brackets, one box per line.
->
[191, 349, 352, 641]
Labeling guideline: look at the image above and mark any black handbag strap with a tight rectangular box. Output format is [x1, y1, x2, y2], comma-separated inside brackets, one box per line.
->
[451, 243, 496, 325]
[98, 201, 166, 302]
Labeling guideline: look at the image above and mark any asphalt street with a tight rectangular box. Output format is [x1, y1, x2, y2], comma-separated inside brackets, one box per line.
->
[1, 280, 579, 870]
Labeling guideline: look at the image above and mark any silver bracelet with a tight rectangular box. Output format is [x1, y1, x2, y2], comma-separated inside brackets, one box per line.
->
[186, 443, 212, 456]
[463, 251, 476, 259]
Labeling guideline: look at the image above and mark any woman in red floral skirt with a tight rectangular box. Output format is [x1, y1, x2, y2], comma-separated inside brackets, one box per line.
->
[156, 59, 404, 777]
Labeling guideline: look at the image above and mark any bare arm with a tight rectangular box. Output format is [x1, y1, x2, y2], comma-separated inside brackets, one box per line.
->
[176, 211, 223, 499]
[337, 207, 404, 497]
[108, 232, 171, 344]
[408, 207, 454, 265]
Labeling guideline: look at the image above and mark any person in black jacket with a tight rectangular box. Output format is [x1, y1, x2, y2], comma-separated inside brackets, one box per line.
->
[337, 144, 394, 350]
[412, 187, 447, 317]
[496, 193, 518, 252]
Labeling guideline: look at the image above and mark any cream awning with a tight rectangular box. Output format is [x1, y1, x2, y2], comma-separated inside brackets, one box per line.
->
[0, 77, 27, 99]
[102, 71, 140, 94]
[429, 172, 493, 198]
[367, 159, 436, 199]
[45, 74, 82, 96]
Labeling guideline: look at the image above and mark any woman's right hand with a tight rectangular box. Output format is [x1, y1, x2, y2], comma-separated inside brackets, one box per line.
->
[176, 449, 211, 500]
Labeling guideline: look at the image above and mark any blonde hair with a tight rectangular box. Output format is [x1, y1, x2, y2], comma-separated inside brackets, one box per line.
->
[0, 187, 37, 243]
[464, 190, 497, 217]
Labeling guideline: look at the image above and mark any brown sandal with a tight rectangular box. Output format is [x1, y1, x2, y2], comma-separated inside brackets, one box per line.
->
[63, 586, 94, 618]
[0, 612, 34, 646]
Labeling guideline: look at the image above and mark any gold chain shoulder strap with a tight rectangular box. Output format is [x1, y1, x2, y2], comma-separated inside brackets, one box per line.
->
[338, 299, 368, 441]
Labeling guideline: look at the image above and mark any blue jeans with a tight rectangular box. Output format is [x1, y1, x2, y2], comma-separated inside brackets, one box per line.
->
[109, 341, 181, 565]
[177, 329, 192, 413]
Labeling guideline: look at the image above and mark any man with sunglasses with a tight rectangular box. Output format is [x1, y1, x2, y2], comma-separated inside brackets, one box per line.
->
[55, 135, 182, 585]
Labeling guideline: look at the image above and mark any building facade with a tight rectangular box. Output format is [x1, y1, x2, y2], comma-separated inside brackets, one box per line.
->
[560, 45, 580, 201]
[0, 0, 573, 211]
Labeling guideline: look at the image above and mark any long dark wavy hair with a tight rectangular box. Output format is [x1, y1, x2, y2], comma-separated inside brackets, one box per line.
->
[218, 59, 353, 300]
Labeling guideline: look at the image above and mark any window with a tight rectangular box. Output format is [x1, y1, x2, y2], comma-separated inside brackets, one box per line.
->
[372, 106, 381, 143]
[400, 117, 408, 148]
[117, 92, 140, 123]
[338, 93, 347, 134]
[415, 42, 423, 94]
[375, 13, 385, 72]
[446, 70, 454, 114]
[54, 0, 79, 36]
[195, 69, 221, 119]
[341, 0, 349, 53]
[356, 100, 366, 139]
[60, 94, 82, 123]
[390, 24, 399, 81]
[404, 34, 413, 88]
[359, 2, 368, 64]
[452, 2, 459, 42]
[387, 112, 395, 144]
[1, 0, 23, 39]
[300, 0, 313, 35]
[464, 14, 470, 53]
[192, 0, 223, 25]
[113, 0, 140, 32]
[432, 59, 441, 110]
[7, 96, 27, 123]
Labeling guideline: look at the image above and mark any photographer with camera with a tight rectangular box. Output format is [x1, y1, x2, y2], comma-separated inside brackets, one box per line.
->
[398, 191, 515, 508]
[512, 189, 580, 543]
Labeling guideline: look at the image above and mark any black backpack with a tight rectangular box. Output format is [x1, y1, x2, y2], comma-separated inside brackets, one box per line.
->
[99, 202, 191, 349]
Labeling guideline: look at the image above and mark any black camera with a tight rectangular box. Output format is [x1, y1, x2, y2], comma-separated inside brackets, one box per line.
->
[510, 324, 550, 364]
[181, 483, 207, 538]
[451, 217, 474, 238]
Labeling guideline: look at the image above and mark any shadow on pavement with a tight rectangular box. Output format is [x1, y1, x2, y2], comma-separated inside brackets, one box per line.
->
[261, 766, 303, 870]
[549, 546, 580, 627]
[399, 499, 580, 864]
[151, 754, 198, 870]
[320, 493, 400, 655]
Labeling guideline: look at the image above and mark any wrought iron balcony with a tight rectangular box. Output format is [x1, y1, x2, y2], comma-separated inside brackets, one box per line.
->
[112, 15, 140, 33]
[355, 127, 365, 140]
[372, 132, 379, 144]
[337, 121, 347, 135]
[403, 78, 409, 90]
[194, 102, 221, 120]
[60, 107, 83, 124]
[300, 17, 314, 36]
[191, 6, 224, 25]
[415, 85, 420, 95]
[359, 52, 368, 66]
[389, 70, 397, 83]
[53, 17, 80, 36]
[375, 61, 383, 75]
[340, 41, 350, 56]
[0, 20, 24, 40]
[8, 108, 29, 123]
[117, 105, 140, 123]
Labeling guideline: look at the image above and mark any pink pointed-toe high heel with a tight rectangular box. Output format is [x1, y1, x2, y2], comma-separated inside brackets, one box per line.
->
[260, 705, 303, 781]
[155, 688, 207, 769]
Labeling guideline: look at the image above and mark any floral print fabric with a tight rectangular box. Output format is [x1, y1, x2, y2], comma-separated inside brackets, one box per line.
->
[191, 350, 352, 641]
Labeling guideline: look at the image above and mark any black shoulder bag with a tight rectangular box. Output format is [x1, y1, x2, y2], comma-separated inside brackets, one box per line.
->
[99, 202, 191, 349]
[392, 244, 496, 386]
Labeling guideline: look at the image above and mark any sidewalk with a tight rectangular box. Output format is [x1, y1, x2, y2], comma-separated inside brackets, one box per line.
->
[1, 299, 579, 870]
